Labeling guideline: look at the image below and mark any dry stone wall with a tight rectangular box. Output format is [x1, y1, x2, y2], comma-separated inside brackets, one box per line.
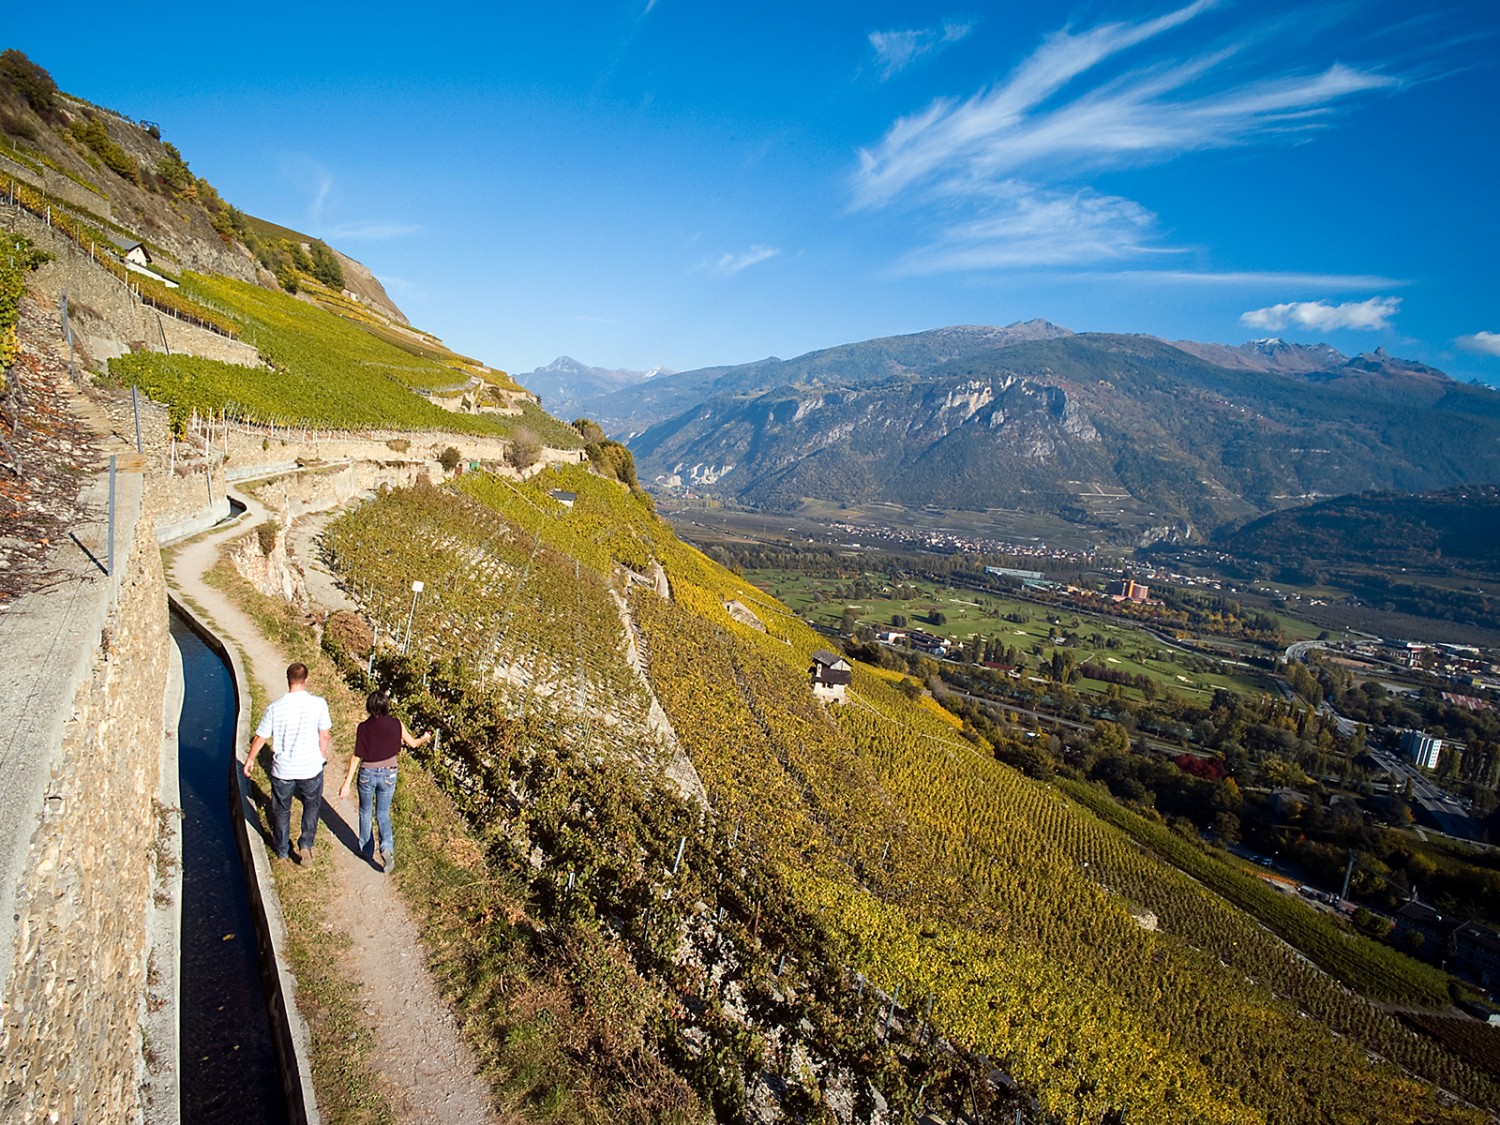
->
[0, 469, 172, 1123]
[5, 203, 260, 372]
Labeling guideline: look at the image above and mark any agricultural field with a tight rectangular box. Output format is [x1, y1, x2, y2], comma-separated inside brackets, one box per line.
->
[749, 569, 1280, 700]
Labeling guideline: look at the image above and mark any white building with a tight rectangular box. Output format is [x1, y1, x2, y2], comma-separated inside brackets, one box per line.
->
[1400, 728, 1443, 770]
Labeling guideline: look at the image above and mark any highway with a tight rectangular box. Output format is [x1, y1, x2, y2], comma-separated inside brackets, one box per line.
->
[1366, 744, 1483, 841]
[1283, 641, 1485, 841]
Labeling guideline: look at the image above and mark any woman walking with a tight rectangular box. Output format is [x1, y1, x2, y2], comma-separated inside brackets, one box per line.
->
[338, 690, 431, 872]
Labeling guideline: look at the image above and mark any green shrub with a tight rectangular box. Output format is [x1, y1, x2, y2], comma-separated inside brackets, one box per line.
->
[0, 50, 57, 115]
[69, 115, 138, 182]
[256, 519, 280, 556]
[1, 234, 51, 371]
[308, 240, 344, 289]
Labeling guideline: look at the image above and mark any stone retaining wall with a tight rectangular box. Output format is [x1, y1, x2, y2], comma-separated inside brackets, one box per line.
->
[0, 463, 175, 1123]
[4, 202, 260, 371]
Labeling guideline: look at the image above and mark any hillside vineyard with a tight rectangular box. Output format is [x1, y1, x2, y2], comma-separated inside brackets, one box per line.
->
[322, 467, 1495, 1123]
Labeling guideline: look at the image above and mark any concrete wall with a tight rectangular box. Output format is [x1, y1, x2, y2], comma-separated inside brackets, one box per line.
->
[0, 461, 176, 1123]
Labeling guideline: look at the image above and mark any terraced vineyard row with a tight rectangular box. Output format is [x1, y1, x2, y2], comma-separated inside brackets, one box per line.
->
[107, 273, 582, 443]
[327, 467, 1496, 1122]
[1056, 776, 1454, 1006]
[324, 480, 653, 750]
[636, 587, 1494, 1122]
[6, 175, 239, 335]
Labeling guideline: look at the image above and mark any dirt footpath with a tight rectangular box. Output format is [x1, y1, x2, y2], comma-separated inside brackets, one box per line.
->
[165, 489, 496, 1125]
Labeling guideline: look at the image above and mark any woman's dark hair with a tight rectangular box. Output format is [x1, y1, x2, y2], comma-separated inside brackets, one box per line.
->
[366, 689, 391, 717]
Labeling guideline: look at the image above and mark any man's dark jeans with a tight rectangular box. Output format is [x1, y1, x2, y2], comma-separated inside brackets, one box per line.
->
[270, 771, 324, 856]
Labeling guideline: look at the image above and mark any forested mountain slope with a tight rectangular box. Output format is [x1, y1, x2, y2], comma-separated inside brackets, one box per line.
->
[1215, 485, 1500, 573]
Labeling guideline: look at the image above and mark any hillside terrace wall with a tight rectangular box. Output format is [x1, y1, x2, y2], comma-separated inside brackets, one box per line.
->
[1, 148, 117, 220]
[89, 381, 587, 540]
[4, 201, 261, 370]
[0, 459, 177, 1123]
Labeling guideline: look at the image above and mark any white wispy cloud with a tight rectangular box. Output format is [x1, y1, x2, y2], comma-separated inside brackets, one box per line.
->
[1457, 331, 1500, 357]
[321, 221, 422, 241]
[712, 245, 781, 277]
[854, 2, 1397, 209]
[895, 182, 1167, 274]
[1240, 296, 1401, 332]
[309, 171, 333, 222]
[869, 20, 974, 80]
[851, 2, 1407, 275]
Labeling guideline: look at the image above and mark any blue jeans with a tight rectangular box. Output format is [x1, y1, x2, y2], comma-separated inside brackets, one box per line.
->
[270, 772, 324, 857]
[357, 766, 397, 858]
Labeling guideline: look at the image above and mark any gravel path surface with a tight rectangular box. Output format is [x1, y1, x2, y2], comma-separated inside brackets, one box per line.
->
[166, 488, 496, 1125]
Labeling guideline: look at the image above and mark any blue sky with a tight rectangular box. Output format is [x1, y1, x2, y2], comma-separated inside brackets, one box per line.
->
[10, 1, 1499, 383]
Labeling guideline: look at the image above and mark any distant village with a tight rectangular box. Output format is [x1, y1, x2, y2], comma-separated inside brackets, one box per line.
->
[823, 519, 1091, 565]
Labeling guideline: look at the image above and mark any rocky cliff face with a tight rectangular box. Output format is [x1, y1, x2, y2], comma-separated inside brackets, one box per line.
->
[631, 332, 1500, 535]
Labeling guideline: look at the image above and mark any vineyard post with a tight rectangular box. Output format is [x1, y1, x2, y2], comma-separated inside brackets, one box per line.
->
[671, 835, 686, 876]
[131, 387, 142, 453]
[368, 622, 378, 675]
[403, 579, 424, 654]
[775, 951, 786, 976]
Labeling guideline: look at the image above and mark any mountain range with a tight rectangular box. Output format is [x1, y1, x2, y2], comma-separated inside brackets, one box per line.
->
[517, 356, 673, 418]
[579, 323, 1500, 539]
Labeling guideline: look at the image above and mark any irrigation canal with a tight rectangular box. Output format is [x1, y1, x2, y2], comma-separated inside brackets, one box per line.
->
[173, 611, 290, 1124]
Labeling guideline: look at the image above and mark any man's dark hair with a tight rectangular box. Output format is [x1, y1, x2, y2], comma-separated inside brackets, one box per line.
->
[366, 690, 391, 717]
[287, 662, 309, 685]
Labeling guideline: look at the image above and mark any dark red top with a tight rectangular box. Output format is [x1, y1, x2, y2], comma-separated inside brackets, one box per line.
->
[355, 714, 402, 767]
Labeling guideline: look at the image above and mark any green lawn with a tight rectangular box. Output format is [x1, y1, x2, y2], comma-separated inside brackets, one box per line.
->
[748, 569, 1280, 699]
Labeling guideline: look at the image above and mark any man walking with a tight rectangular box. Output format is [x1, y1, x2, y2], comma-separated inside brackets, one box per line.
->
[245, 662, 332, 864]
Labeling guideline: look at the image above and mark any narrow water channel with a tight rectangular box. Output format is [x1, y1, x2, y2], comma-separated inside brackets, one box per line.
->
[172, 612, 291, 1125]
